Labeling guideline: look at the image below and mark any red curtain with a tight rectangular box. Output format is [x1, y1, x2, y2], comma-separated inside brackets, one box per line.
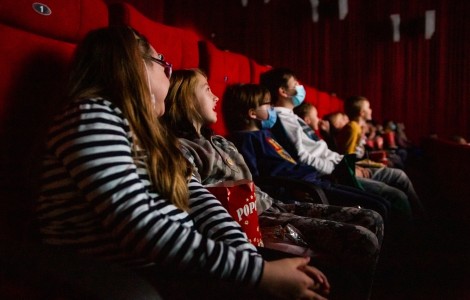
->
[123, 0, 470, 143]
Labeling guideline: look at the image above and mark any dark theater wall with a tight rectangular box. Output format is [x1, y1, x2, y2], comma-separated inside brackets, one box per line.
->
[122, 0, 470, 143]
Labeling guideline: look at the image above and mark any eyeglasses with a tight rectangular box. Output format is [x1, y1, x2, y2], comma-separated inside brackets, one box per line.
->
[149, 53, 172, 79]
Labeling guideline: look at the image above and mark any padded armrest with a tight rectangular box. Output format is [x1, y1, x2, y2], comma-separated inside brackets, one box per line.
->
[254, 176, 329, 205]
[0, 241, 162, 300]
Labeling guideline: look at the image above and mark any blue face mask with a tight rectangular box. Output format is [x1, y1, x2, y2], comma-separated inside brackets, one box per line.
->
[261, 107, 278, 129]
[292, 85, 306, 107]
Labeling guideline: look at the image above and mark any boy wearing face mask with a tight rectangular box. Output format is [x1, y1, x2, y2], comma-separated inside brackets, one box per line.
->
[260, 68, 342, 176]
[223, 83, 323, 185]
[224, 83, 394, 225]
[163, 72, 385, 299]
[260, 68, 427, 225]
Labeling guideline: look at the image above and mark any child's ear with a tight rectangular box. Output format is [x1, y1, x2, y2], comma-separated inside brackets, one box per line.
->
[248, 108, 257, 120]
[278, 86, 288, 97]
[304, 116, 311, 125]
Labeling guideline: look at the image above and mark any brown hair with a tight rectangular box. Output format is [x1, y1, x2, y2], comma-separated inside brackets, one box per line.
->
[67, 26, 191, 210]
[293, 102, 314, 120]
[222, 83, 270, 133]
[344, 95, 368, 120]
[259, 67, 296, 105]
[162, 68, 211, 139]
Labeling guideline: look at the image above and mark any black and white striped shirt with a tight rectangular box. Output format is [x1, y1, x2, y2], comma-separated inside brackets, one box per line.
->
[36, 98, 263, 285]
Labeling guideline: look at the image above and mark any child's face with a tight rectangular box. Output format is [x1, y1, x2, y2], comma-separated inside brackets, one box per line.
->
[305, 106, 320, 130]
[147, 46, 170, 117]
[360, 100, 372, 121]
[283, 76, 300, 98]
[194, 73, 219, 125]
[254, 95, 272, 121]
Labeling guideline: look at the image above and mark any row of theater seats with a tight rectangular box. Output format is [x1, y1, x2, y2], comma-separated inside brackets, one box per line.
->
[0, 1, 161, 299]
[0, 0, 344, 298]
[108, 2, 344, 136]
[0, 0, 345, 237]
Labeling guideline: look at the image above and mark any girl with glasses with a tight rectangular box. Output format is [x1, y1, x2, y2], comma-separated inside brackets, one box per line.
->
[36, 26, 329, 300]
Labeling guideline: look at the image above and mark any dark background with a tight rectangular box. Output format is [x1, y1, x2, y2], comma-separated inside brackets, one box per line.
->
[111, 0, 470, 144]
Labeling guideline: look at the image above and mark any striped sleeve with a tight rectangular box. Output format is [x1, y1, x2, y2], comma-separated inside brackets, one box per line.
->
[41, 98, 263, 285]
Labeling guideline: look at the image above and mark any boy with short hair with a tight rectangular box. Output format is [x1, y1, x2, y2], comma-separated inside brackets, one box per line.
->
[260, 67, 425, 221]
[336, 95, 371, 158]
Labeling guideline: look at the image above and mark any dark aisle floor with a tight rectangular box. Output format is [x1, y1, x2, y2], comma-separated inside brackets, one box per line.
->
[371, 219, 470, 299]
[370, 156, 470, 299]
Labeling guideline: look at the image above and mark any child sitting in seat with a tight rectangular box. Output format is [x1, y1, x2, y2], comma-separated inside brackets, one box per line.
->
[336, 95, 424, 215]
[223, 84, 392, 223]
[294, 103, 348, 152]
[161, 69, 384, 299]
[37, 26, 332, 300]
[259, 68, 431, 223]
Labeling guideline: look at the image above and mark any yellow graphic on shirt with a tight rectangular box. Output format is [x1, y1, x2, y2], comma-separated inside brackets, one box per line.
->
[266, 137, 297, 165]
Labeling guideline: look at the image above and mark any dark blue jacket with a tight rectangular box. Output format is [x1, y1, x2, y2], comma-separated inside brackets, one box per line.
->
[229, 130, 324, 186]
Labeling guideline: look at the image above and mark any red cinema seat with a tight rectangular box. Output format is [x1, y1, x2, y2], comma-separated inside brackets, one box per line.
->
[304, 85, 320, 108]
[199, 40, 252, 136]
[250, 59, 272, 84]
[316, 91, 333, 119]
[0, 0, 108, 238]
[330, 94, 344, 113]
[109, 2, 201, 70]
[0, 1, 161, 299]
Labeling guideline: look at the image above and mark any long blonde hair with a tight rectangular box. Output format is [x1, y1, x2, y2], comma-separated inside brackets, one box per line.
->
[67, 26, 192, 210]
[162, 68, 211, 139]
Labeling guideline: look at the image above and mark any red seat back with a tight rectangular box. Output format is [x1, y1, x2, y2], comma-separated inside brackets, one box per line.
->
[316, 91, 333, 119]
[0, 0, 108, 242]
[109, 2, 201, 70]
[250, 59, 272, 84]
[198, 40, 251, 136]
[304, 85, 320, 107]
[330, 94, 344, 113]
